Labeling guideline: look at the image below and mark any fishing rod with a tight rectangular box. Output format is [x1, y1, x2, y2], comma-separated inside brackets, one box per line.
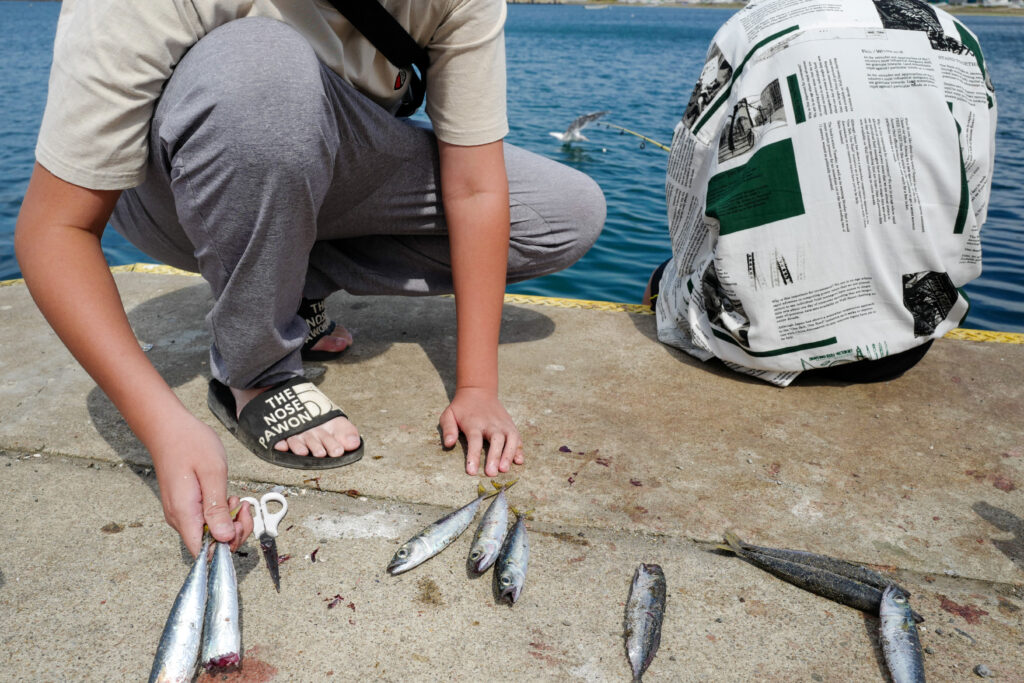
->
[598, 122, 670, 152]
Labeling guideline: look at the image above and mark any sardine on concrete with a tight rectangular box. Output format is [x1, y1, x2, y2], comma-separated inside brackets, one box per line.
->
[880, 585, 926, 683]
[468, 480, 516, 573]
[387, 484, 493, 575]
[624, 563, 666, 682]
[149, 539, 210, 683]
[495, 507, 530, 604]
[201, 541, 241, 672]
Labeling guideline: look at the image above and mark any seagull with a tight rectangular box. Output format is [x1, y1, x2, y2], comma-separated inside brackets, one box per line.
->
[549, 111, 609, 144]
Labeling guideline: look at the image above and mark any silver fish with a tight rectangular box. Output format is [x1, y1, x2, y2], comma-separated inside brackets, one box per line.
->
[149, 539, 210, 683]
[495, 507, 529, 604]
[880, 585, 926, 683]
[468, 480, 516, 573]
[624, 563, 666, 682]
[388, 484, 492, 575]
[201, 542, 241, 672]
[725, 532, 909, 596]
[719, 532, 923, 623]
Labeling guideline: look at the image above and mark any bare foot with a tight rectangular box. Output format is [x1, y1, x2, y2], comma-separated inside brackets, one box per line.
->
[309, 324, 353, 355]
[230, 385, 361, 458]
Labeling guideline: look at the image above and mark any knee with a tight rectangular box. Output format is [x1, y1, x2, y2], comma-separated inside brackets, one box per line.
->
[158, 18, 333, 174]
[562, 170, 606, 263]
[507, 164, 606, 281]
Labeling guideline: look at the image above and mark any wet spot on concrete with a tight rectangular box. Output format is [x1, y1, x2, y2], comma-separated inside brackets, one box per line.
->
[997, 598, 1020, 617]
[101, 522, 123, 534]
[939, 596, 989, 624]
[538, 530, 590, 546]
[416, 577, 443, 606]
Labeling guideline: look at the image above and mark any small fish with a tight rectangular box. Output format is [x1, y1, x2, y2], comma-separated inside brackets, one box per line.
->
[149, 539, 210, 683]
[725, 532, 908, 595]
[719, 532, 923, 622]
[200, 542, 241, 672]
[468, 480, 517, 573]
[880, 586, 926, 683]
[495, 507, 530, 604]
[624, 563, 666, 683]
[387, 484, 493, 575]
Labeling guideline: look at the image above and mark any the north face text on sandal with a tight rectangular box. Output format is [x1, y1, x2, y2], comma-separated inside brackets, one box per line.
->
[304, 299, 330, 342]
[257, 382, 338, 448]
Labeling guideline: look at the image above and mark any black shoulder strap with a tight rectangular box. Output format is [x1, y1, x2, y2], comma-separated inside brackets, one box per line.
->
[325, 0, 429, 117]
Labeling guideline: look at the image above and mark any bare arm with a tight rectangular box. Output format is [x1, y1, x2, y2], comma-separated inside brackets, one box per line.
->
[436, 140, 524, 477]
[14, 163, 251, 555]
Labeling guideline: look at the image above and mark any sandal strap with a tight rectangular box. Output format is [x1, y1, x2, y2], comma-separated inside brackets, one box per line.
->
[237, 377, 347, 450]
[298, 298, 336, 348]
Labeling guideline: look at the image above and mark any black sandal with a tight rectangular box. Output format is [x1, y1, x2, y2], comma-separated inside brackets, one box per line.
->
[207, 377, 364, 470]
[299, 298, 348, 361]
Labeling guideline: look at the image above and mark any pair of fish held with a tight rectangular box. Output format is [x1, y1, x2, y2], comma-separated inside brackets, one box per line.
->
[149, 539, 241, 683]
[721, 532, 925, 683]
[387, 481, 529, 604]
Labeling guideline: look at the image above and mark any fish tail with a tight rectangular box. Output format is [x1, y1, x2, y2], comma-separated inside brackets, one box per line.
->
[511, 507, 534, 519]
[502, 478, 519, 491]
[478, 483, 492, 498]
[723, 530, 745, 552]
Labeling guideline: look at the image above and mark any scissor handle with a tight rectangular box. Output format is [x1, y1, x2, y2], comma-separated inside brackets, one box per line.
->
[259, 492, 288, 537]
[239, 496, 264, 537]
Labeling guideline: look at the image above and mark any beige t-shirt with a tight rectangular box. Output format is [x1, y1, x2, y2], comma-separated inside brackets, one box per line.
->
[36, 0, 508, 190]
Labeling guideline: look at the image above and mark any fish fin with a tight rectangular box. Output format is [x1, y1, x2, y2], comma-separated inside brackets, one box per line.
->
[723, 530, 745, 552]
[715, 543, 738, 555]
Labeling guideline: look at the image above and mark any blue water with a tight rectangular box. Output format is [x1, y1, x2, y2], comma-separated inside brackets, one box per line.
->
[1, 3, 1022, 333]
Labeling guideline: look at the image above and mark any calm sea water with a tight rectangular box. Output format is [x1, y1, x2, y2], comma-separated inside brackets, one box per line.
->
[1, 3, 1022, 332]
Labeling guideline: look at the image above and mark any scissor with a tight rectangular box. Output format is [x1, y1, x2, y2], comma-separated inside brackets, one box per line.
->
[241, 492, 289, 592]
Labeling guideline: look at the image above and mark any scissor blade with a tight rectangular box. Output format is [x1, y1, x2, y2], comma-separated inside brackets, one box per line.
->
[259, 533, 281, 592]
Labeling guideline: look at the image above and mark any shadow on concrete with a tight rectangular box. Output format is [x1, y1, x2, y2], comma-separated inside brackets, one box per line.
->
[972, 501, 1024, 572]
[860, 613, 890, 680]
[85, 282, 556, 515]
[627, 309, 778, 386]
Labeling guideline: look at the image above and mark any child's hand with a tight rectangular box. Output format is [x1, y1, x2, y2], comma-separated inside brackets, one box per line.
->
[150, 415, 253, 557]
[439, 387, 524, 477]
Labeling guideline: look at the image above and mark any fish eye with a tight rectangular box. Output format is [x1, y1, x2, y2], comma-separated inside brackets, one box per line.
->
[397, 548, 408, 558]
[499, 576, 511, 586]
[469, 551, 481, 561]
[893, 594, 907, 604]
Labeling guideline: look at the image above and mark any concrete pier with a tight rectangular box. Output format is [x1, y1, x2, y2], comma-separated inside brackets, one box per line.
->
[1, 269, 1021, 681]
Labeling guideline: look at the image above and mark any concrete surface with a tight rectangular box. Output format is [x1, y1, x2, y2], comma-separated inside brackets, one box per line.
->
[0, 271, 1021, 682]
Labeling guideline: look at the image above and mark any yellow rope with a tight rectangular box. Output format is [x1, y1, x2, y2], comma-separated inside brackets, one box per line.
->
[2, 264, 1021, 343]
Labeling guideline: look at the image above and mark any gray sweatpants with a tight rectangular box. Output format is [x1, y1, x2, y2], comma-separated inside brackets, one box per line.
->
[111, 18, 605, 390]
